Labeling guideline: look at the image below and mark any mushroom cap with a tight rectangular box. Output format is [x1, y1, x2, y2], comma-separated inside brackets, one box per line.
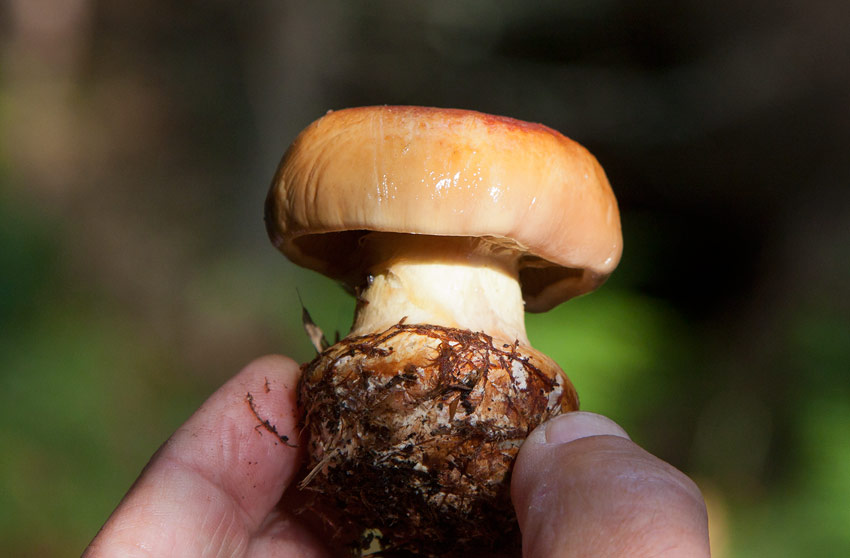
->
[265, 105, 622, 312]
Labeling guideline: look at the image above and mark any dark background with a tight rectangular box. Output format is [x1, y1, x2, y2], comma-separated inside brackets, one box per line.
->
[1, 1, 848, 556]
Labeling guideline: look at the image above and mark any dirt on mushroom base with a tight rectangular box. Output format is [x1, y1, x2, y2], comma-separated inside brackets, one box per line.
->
[297, 322, 578, 557]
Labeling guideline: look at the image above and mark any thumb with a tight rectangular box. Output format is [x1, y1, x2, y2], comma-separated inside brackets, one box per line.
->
[511, 412, 710, 558]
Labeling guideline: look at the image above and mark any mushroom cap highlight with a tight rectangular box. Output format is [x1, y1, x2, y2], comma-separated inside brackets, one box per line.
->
[265, 105, 622, 312]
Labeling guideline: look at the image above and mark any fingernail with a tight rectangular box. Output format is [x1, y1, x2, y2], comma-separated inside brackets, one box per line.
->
[544, 412, 631, 445]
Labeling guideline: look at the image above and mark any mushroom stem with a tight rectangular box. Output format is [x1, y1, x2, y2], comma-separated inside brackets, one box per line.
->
[350, 233, 529, 345]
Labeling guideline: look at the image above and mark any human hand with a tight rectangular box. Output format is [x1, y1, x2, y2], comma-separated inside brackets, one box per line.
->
[511, 412, 710, 558]
[85, 357, 709, 558]
[83, 355, 331, 558]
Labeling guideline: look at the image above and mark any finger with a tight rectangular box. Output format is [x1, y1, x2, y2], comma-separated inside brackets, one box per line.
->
[85, 355, 328, 557]
[511, 412, 709, 558]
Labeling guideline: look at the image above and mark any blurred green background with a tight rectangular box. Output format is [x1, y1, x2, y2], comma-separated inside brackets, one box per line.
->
[1, 1, 849, 556]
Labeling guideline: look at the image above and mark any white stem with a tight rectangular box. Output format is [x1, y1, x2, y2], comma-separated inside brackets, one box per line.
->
[349, 234, 529, 345]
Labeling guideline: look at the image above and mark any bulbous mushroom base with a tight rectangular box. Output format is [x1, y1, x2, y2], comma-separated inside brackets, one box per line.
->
[298, 323, 578, 557]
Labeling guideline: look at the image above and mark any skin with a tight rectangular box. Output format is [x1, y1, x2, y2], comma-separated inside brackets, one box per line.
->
[512, 413, 710, 558]
[84, 356, 710, 558]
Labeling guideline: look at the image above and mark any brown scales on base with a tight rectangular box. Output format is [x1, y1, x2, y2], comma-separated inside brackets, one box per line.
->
[297, 323, 578, 557]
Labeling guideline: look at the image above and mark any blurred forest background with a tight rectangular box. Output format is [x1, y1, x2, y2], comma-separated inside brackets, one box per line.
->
[1, 1, 849, 556]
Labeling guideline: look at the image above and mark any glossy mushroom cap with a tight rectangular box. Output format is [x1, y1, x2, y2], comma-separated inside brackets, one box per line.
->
[265, 105, 622, 311]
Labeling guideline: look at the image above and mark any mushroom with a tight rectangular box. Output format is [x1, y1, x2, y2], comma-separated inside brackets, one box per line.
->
[265, 106, 622, 556]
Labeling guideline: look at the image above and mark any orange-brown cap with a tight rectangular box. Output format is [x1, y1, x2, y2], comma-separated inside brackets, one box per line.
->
[265, 106, 622, 312]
